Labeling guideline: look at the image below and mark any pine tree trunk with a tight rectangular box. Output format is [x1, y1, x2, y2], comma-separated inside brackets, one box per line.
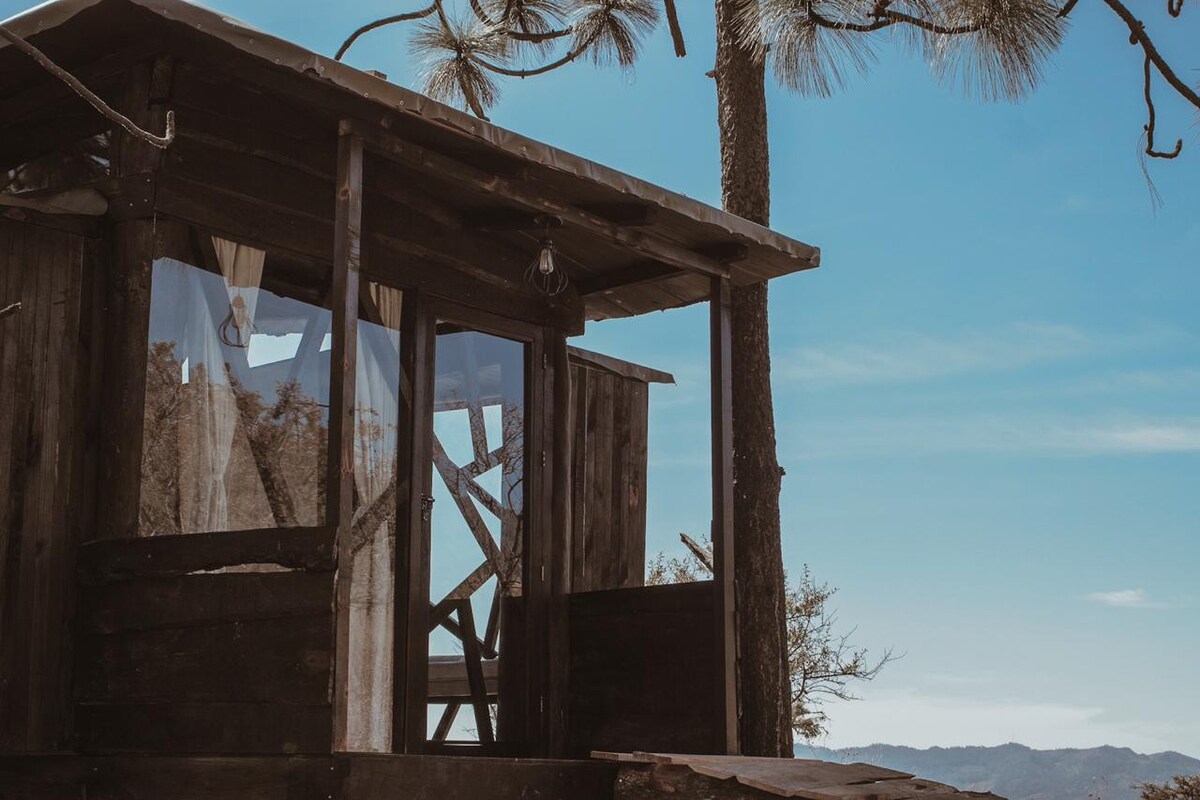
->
[714, 0, 794, 758]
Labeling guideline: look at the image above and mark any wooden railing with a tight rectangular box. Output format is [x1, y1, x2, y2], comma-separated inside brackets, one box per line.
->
[74, 527, 336, 754]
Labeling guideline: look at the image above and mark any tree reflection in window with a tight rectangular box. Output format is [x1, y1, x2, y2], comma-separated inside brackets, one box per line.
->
[139, 227, 331, 535]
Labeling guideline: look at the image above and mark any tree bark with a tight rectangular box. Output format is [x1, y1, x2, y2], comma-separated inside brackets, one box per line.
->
[714, 0, 794, 758]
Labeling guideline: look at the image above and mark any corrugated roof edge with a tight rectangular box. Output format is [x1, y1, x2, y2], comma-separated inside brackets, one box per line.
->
[1, 0, 820, 271]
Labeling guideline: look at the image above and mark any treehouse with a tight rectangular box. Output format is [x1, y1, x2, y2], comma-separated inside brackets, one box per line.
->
[0, 0, 822, 796]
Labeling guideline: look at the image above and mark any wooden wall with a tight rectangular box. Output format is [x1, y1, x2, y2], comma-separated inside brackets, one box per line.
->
[569, 360, 651, 593]
[567, 581, 719, 757]
[73, 528, 336, 754]
[0, 212, 103, 752]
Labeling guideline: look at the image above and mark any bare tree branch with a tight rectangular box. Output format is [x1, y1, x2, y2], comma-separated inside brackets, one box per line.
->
[336, 3, 439, 60]
[0, 24, 175, 149]
[680, 532, 714, 572]
[1057, 0, 1080, 18]
[1142, 53, 1183, 159]
[1101, 0, 1200, 110]
[663, 0, 687, 56]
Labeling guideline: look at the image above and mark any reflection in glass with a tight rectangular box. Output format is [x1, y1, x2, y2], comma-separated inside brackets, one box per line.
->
[139, 231, 330, 535]
[345, 282, 403, 752]
[427, 327, 526, 745]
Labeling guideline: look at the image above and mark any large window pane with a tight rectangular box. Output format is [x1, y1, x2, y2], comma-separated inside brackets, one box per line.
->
[139, 227, 331, 535]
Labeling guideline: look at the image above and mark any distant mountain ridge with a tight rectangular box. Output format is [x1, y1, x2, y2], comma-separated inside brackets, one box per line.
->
[796, 743, 1200, 800]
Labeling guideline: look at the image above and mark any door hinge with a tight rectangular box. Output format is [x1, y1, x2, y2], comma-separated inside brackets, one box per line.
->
[542, 351, 548, 369]
[541, 450, 547, 467]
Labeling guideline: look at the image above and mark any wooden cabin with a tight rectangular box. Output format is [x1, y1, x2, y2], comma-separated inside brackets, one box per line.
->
[0, 0, 820, 796]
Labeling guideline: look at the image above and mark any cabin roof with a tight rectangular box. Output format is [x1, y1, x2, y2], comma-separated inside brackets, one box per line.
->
[1, 0, 821, 321]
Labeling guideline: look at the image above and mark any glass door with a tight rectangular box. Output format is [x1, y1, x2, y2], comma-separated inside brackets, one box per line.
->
[424, 320, 530, 749]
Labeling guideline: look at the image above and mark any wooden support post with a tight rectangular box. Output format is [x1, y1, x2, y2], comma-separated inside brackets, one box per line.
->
[710, 275, 739, 755]
[547, 331, 574, 757]
[97, 56, 173, 541]
[396, 291, 433, 753]
[330, 123, 364, 751]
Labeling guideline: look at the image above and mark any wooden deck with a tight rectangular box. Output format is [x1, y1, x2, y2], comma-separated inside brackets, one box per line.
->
[0, 753, 619, 800]
[595, 752, 1007, 800]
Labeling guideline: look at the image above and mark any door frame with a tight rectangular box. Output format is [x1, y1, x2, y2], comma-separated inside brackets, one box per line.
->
[398, 294, 551, 756]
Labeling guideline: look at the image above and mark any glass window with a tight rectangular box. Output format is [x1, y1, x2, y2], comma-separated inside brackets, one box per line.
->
[139, 226, 331, 535]
[427, 325, 526, 745]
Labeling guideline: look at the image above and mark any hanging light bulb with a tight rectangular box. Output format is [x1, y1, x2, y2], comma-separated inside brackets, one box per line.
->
[524, 216, 568, 296]
[537, 240, 555, 275]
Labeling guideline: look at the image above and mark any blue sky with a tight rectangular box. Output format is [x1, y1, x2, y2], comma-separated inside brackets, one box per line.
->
[8, 0, 1197, 756]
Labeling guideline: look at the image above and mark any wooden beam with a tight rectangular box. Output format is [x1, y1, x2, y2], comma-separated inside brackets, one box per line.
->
[329, 123, 364, 752]
[709, 275, 739, 755]
[576, 202, 657, 227]
[344, 120, 731, 280]
[576, 261, 680, 298]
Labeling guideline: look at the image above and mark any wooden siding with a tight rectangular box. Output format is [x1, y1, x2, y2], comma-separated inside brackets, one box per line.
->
[0, 213, 102, 752]
[569, 361, 650, 593]
[567, 582, 719, 757]
[73, 528, 336, 754]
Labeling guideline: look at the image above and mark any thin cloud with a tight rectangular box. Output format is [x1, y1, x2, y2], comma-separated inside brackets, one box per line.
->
[778, 323, 1092, 389]
[1087, 589, 1166, 609]
[778, 324, 1186, 390]
[784, 415, 1200, 460]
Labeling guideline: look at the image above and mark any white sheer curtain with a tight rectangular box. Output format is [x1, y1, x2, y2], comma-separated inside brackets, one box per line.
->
[160, 238, 266, 534]
[346, 282, 403, 752]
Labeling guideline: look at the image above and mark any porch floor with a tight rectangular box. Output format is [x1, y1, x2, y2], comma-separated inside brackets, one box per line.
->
[0, 753, 618, 800]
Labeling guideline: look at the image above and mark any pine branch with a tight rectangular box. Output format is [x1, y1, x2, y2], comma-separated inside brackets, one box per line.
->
[0, 24, 175, 149]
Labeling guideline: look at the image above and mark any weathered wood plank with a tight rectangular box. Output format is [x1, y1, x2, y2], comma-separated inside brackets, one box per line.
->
[77, 703, 333, 754]
[0, 753, 617, 800]
[605, 757, 996, 800]
[78, 527, 336, 583]
[568, 583, 718, 757]
[79, 571, 333, 633]
[0, 219, 95, 751]
[76, 615, 332, 704]
[345, 753, 618, 800]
